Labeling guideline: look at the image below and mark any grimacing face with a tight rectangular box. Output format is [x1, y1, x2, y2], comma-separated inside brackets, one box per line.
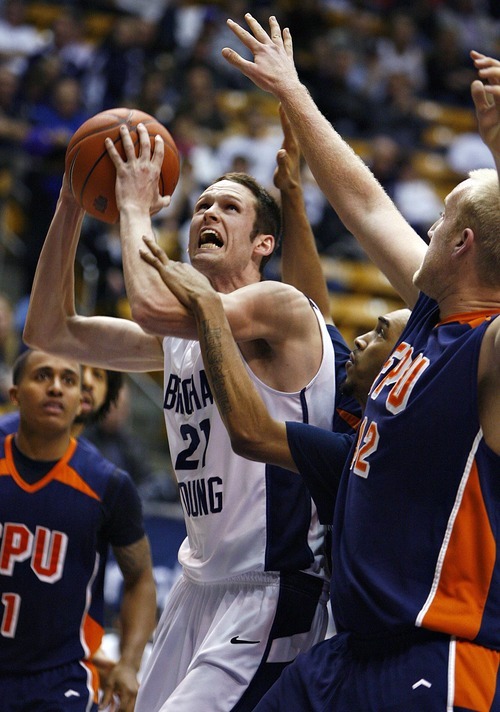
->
[188, 180, 260, 276]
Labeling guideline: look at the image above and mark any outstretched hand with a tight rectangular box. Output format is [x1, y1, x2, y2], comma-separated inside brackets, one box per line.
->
[105, 123, 171, 217]
[222, 15, 298, 98]
[273, 105, 301, 193]
[140, 236, 215, 311]
[470, 51, 500, 158]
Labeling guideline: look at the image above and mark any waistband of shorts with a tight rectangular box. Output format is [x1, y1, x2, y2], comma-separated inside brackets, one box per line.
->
[182, 570, 281, 586]
[182, 570, 328, 592]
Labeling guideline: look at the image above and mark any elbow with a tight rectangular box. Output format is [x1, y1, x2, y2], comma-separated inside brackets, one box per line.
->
[230, 431, 266, 463]
[23, 320, 50, 351]
[129, 292, 172, 335]
[129, 300, 159, 334]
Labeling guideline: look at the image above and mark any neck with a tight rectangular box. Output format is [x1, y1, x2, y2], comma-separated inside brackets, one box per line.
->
[437, 291, 500, 321]
[14, 429, 72, 462]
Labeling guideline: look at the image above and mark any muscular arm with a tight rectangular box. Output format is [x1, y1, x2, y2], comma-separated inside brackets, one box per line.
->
[102, 536, 157, 712]
[23, 178, 164, 372]
[471, 51, 500, 456]
[222, 15, 426, 307]
[106, 125, 196, 339]
[275, 106, 331, 321]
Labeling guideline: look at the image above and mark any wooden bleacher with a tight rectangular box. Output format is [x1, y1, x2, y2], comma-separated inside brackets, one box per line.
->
[321, 258, 406, 343]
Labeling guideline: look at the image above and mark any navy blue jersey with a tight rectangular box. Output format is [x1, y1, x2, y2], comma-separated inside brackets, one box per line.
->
[326, 324, 361, 434]
[286, 422, 355, 524]
[331, 294, 500, 647]
[0, 435, 145, 673]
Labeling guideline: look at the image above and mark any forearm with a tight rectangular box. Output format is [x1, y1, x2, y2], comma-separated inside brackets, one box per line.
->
[24, 189, 165, 371]
[277, 83, 421, 303]
[194, 292, 296, 469]
[24, 188, 85, 349]
[119, 206, 197, 337]
[280, 185, 331, 320]
[118, 568, 157, 673]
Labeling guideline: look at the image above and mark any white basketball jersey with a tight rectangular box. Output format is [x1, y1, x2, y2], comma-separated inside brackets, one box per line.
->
[162, 301, 336, 583]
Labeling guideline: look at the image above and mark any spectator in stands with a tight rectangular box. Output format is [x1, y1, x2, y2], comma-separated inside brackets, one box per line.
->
[0, 0, 47, 75]
[25, 7, 94, 86]
[20, 75, 89, 296]
[425, 25, 477, 105]
[0, 291, 20, 406]
[216, 103, 282, 189]
[374, 11, 427, 95]
[85, 380, 176, 502]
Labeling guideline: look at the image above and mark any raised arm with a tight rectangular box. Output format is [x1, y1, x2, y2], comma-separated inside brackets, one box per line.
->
[470, 51, 500, 457]
[102, 536, 157, 712]
[275, 105, 332, 321]
[105, 123, 198, 339]
[23, 176, 164, 372]
[222, 14, 425, 307]
[470, 51, 500, 179]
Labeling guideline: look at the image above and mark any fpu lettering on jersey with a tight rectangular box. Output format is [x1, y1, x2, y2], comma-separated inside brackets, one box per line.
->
[179, 477, 223, 517]
[0, 522, 67, 583]
[369, 341, 430, 413]
[352, 343, 430, 479]
[163, 369, 213, 414]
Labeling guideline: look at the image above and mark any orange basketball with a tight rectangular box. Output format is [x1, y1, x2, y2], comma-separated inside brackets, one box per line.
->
[65, 107, 180, 224]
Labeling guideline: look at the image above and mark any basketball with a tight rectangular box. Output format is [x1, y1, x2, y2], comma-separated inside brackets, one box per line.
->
[65, 107, 180, 224]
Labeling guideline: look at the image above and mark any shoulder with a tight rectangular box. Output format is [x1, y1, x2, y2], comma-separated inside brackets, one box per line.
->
[479, 312, 500, 370]
[0, 411, 20, 437]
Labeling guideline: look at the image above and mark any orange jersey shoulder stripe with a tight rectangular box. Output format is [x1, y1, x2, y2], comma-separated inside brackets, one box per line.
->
[1, 435, 100, 501]
[438, 309, 499, 328]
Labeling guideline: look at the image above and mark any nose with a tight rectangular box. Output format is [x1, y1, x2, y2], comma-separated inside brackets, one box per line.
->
[203, 203, 219, 221]
[81, 367, 93, 392]
[48, 376, 63, 394]
[354, 333, 368, 350]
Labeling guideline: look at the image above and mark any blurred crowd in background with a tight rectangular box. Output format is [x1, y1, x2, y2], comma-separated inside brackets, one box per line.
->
[0, 0, 497, 502]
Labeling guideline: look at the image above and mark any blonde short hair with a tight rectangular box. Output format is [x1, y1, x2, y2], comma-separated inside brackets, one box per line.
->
[456, 168, 500, 287]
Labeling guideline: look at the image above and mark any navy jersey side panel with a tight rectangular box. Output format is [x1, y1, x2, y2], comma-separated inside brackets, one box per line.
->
[286, 422, 355, 524]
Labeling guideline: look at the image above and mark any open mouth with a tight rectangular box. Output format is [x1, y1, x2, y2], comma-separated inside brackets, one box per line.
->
[43, 401, 64, 415]
[199, 229, 223, 249]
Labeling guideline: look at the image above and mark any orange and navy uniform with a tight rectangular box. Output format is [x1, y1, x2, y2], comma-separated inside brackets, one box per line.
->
[0, 434, 144, 705]
[267, 294, 500, 711]
[332, 295, 500, 647]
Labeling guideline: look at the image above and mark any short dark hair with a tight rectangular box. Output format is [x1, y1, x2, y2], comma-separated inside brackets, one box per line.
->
[215, 172, 282, 273]
[12, 349, 34, 386]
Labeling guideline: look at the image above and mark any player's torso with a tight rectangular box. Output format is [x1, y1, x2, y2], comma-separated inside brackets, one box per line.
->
[162, 309, 337, 583]
[334, 295, 500, 648]
[0, 439, 111, 672]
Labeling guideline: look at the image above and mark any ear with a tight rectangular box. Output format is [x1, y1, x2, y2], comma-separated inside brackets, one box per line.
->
[9, 386, 19, 407]
[253, 234, 275, 258]
[453, 227, 474, 257]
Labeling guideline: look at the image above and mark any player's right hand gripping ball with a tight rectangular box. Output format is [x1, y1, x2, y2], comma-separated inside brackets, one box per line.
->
[65, 107, 180, 223]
